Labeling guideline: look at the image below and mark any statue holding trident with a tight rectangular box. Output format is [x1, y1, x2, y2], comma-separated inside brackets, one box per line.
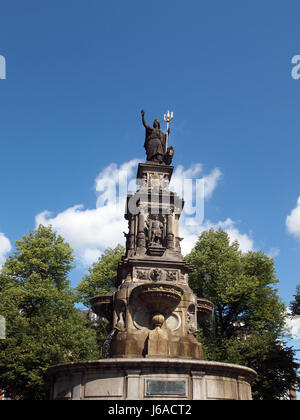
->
[141, 110, 174, 165]
[164, 110, 174, 153]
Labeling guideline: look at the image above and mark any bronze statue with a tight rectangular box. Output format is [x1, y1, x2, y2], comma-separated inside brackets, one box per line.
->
[141, 110, 174, 165]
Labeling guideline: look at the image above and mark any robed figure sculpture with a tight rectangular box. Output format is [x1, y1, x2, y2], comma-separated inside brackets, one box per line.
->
[141, 110, 174, 165]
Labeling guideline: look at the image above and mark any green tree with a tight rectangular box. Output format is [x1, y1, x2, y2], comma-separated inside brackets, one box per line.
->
[0, 225, 99, 400]
[76, 245, 124, 353]
[76, 245, 125, 307]
[186, 229, 299, 400]
[290, 284, 300, 316]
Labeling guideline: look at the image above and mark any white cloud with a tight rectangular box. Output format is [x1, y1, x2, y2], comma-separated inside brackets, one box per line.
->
[267, 247, 280, 259]
[35, 159, 141, 265]
[286, 196, 300, 239]
[81, 248, 103, 266]
[95, 159, 140, 208]
[179, 217, 254, 255]
[219, 220, 254, 253]
[35, 159, 253, 265]
[0, 232, 11, 267]
[286, 315, 300, 339]
[36, 205, 127, 263]
[170, 164, 222, 201]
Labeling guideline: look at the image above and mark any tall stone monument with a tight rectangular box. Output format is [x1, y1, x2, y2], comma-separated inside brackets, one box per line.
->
[48, 111, 256, 400]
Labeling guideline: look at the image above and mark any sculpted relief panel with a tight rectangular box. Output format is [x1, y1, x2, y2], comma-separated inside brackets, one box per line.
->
[134, 268, 179, 283]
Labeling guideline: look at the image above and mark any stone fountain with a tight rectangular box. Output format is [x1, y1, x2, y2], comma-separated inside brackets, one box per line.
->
[48, 111, 256, 400]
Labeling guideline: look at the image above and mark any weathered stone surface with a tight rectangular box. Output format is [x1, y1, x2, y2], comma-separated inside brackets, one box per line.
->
[88, 155, 213, 364]
[94, 160, 213, 360]
[84, 374, 124, 398]
[48, 359, 256, 400]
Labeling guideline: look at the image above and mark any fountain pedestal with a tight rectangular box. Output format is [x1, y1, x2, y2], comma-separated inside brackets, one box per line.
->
[48, 359, 256, 400]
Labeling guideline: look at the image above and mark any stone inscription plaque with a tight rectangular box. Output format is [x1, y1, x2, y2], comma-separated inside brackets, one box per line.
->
[146, 380, 186, 396]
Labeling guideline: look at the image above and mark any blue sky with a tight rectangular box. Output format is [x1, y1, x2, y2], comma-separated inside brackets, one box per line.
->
[1, 1, 300, 355]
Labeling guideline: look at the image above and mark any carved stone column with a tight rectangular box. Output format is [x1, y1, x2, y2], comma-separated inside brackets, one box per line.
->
[167, 212, 175, 249]
[136, 210, 146, 251]
[128, 217, 135, 251]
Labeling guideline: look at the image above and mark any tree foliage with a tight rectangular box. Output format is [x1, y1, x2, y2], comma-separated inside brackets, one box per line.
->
[185, 229, 299, 400]
[76, 245, 125, 307]
[290, 284, 300, 316]
[75, 245, 125, 354]
[0, 225, 99, 400]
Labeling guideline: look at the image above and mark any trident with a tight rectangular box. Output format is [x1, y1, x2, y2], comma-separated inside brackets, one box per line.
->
[164, 110, 174, 152]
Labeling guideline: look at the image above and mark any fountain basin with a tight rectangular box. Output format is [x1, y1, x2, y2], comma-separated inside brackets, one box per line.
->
[130, 283, 183, 315]
[197, 298, 214, 321]
[48, 358, 256, 400]
[90, 294, 113, 322]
